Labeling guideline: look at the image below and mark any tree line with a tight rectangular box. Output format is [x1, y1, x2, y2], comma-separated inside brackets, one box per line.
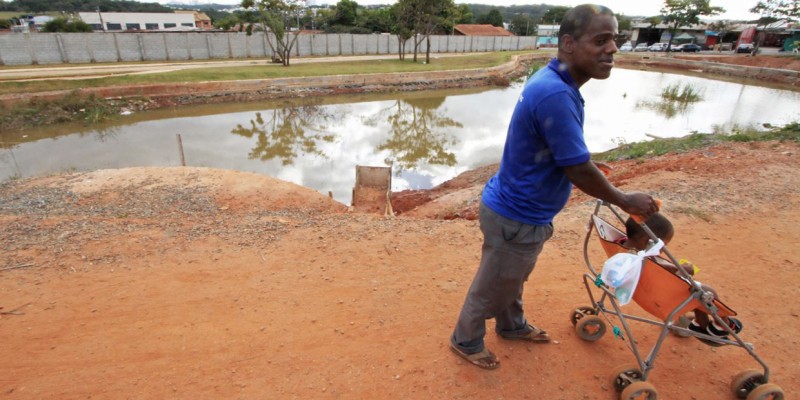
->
[0, 0, 173, 13]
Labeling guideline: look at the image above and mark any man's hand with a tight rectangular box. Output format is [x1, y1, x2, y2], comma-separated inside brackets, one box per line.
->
[620, 192, 658, 219]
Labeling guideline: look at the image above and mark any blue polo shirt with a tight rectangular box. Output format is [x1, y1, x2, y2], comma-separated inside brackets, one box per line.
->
[482, 58, 590, 225]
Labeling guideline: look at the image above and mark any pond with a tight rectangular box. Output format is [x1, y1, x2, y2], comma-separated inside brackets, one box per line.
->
[2, 68, 799, 205]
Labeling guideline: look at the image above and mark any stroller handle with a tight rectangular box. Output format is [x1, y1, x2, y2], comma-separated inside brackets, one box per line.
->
[631, 199, 662, 224]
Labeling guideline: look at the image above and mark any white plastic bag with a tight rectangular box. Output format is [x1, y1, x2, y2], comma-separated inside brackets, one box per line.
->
[601, 240, 664, 305]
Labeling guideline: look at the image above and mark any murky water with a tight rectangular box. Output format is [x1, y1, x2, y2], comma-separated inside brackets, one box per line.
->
[2, 68, 799, 204]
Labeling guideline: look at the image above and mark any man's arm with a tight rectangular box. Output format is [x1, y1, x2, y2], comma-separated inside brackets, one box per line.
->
[563, 160, 657, 217]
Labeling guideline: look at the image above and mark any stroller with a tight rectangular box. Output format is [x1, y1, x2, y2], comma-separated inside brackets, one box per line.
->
[571, 200, 784, 400]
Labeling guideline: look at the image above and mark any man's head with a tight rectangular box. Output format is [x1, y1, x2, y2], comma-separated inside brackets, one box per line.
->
[625, 213, 674, 251]
[557, 4, 618, 87]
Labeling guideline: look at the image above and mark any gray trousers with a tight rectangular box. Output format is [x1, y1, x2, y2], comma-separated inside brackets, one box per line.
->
[451, 201, 553, 354]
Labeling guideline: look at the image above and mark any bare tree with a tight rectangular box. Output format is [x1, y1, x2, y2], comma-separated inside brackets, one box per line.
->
[241, 0, 306, 66]
[396, 0, 456, 63]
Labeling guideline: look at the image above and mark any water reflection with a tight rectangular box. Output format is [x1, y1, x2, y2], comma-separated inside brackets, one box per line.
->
[636, 82, 705, 119]
[2, 68, 799, 205]
[365, 97, 461, 172]
[231, 104, 338, 166]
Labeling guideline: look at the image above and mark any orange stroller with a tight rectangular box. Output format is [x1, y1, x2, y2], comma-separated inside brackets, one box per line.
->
[570, 200, 784, 400]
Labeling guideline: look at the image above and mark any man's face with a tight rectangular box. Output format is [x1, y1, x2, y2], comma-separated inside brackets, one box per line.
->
[566, 14, 618, 87]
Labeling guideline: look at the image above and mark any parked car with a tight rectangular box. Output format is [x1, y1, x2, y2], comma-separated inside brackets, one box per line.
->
[736, 43, 754, 54]
[674, 43, 701, 52]
[648, 42, 668, 52]
[619, 42, 633, 52]
[633, 43, 650, 52]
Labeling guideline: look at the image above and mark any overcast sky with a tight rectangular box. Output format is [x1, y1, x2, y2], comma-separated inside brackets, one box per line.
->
[300, 1, 757, 21]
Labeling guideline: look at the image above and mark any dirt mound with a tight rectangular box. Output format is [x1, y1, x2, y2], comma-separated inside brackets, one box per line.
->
[392, 141, 800, 220]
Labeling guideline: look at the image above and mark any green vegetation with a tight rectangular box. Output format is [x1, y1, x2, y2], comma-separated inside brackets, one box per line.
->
[636, 83, 702, 118]
[0, 52, 518, 96]
[0, 91, 121, 130]
[0, 52, 521, 131]
[41, 17, 93, 32]
[595, 122, 800, 162]
[660, 83, 702, 103]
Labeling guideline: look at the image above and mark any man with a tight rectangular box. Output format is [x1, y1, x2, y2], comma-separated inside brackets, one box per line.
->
[449, 4, 658, 370]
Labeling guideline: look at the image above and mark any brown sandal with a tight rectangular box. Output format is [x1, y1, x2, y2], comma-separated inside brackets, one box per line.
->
[500, 324, 551, 343]
[450, 344, 500, 370]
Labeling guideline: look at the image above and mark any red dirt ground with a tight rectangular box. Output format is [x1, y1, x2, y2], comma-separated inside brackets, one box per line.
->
[1, 140, 798, 400]
[675, 54, 800, 71]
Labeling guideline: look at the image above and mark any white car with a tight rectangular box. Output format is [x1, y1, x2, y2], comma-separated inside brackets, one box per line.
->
[619, 42, 633, 52]
[633, 43, 649, 52]
[648, 43, 668, 52]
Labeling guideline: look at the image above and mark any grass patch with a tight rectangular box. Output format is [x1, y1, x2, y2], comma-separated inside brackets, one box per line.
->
[636, 83, 703, 119]
[0, 91, 121, 131]
[595, 122, 800, 162]
[0, 52, 519, 96]
[0, 51, 530, 131]
[660, 83, 702, 103]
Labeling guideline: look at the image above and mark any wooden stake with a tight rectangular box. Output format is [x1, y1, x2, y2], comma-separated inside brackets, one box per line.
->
[176, 133, 186, 166]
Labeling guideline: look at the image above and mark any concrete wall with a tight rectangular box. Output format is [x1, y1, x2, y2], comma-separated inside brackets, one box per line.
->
[0, 32, 537, 65]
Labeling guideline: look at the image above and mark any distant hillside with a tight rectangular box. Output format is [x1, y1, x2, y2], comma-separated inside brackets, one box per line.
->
[163, 2, 239, 11]
[463, 3, 551, 23]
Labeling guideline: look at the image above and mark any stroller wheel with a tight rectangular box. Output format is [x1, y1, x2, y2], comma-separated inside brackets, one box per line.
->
[620, 381, 658, 399]
[731, 370, 768, 399]
[610, 363, 643, 392]
[569, 305, 597, 326]
[575, 315, 606, 341]
[746, 383, 784, 400]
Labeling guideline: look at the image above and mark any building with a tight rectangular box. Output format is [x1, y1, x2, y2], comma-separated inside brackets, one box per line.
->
[77, 12, 196, 32]
[175, 10, 213, 31]
[536, 24, 559, 38]
[454, 24, 513, 37]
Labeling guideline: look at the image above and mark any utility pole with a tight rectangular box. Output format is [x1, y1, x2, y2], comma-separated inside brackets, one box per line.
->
[97, 7, 106, 32]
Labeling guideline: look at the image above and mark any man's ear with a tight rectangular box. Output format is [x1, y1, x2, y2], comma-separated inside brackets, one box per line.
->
[561, 34, 574, 54]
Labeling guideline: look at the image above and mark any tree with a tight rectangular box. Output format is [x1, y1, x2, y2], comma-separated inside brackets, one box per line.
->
[540, 6, 569, 26]
[509, 13, 534, 36]
[751, 0, 799, 22]
[41, 17, 93, 32]
[750, 0, 799, 54]
[359, 7, 394, 33]
[476, 8, 503, 27]
[329, 0, 358, 27]
[241, 0, 306, 66]
[453, 4, 473, 24]
[660, 0, 724, 52]
[214, 15, 238, 30]
[391, 2, 413, 60]
[395, 0, 456, 64]
[617, 14, 632, 31]
[707, 19, 735, 49]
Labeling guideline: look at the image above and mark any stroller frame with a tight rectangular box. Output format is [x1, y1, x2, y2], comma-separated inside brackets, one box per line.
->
[573, 200, 782, 399]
